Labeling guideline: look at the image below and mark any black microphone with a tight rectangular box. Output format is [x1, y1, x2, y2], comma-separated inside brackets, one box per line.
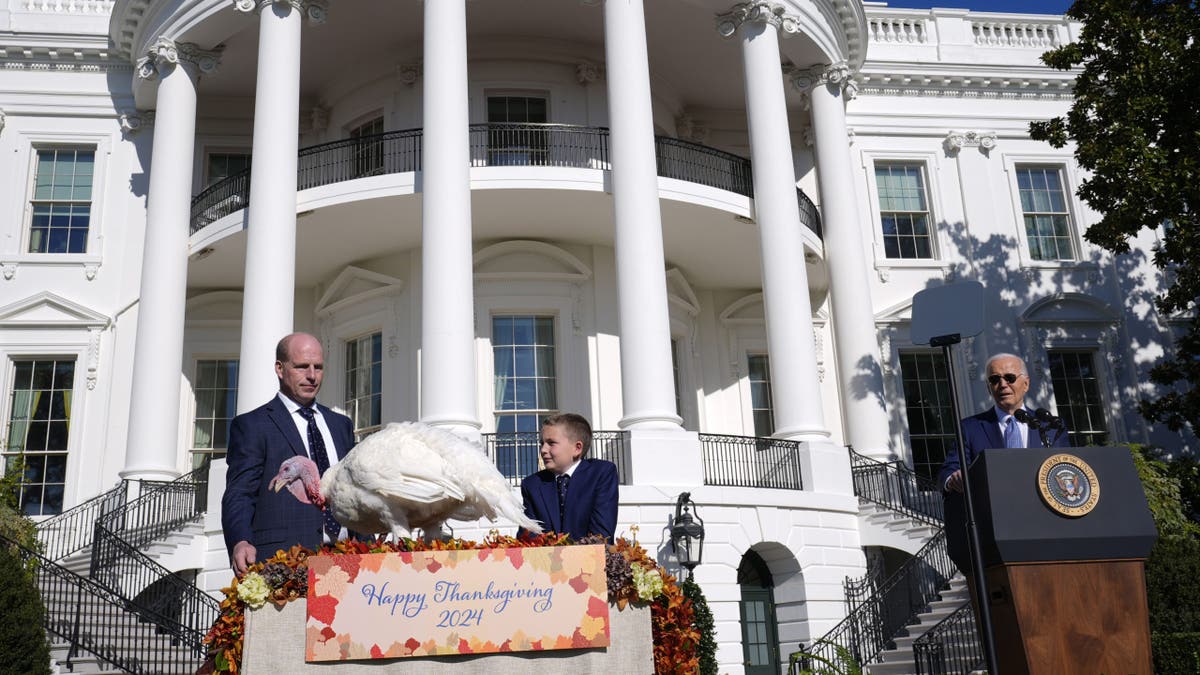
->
[1013, 409, 1033, 425]
[1035, 408, 1065, 430]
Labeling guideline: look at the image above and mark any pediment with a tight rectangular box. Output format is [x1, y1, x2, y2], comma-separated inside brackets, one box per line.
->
[719, 293, 765, 324]
[316, 266, 405, 317]
[0, 291, 107, 327]
[666, 268, 700, 316]
[1021, 293, 1118, 325]
[473, 241, 591, 281]
[875, 298, 913, 324]
[186, 291, 243, 322]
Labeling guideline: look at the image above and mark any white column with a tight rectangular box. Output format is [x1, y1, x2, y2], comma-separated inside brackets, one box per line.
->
[122, 39, 218, 481]
[802, 63, 892, 459]
[718, 5, 827, 442]
[234, 1, 316, 412]
[604, 0, 682, 430]
[419, 0, 479, 432]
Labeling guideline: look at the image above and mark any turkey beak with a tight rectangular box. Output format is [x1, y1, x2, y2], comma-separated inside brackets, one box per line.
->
[268, 477, 285, 493]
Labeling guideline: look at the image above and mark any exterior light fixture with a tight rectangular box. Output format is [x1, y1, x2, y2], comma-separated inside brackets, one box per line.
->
[670, 491, 705, 578]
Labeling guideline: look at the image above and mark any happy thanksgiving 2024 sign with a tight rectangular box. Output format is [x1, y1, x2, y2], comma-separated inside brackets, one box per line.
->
[304, 544, 610, 661]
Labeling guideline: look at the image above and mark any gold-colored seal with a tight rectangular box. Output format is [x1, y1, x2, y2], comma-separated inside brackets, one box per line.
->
[1037, 453, 1100, 517]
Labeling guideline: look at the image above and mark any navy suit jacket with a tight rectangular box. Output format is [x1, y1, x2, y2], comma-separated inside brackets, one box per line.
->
[519, 458, 619, 542]
[937, 407, 1071, 574]
[221, 396, 355, 562]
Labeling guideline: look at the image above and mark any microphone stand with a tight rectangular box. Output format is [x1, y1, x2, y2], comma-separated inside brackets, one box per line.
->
[930, 333, 1000, 675]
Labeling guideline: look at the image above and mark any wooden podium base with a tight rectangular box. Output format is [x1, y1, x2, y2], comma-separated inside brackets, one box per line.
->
[985, 560, 1152, 675]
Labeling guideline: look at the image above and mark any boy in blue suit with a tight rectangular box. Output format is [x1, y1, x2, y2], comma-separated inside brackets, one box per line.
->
[937, 352, 1071, 574]
[519, 413, 618, 542]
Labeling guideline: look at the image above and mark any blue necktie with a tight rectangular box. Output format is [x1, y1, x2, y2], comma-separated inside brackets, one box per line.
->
[297, 406, 342, 540]
[556, 473, 570, 528]
[1004, 415, 1022, 448]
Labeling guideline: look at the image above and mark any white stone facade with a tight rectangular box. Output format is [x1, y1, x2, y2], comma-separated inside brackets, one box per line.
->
[0, 1, 1189, 672]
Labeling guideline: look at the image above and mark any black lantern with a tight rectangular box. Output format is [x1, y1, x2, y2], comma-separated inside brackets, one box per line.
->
[670, 492, 705, 577]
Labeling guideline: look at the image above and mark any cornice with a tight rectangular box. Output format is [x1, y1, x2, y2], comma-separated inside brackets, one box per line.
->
[0, 38, 129, 72]
[854, 67, 1074, 100]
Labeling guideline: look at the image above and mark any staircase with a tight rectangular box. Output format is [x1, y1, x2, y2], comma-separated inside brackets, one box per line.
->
[800, 450, 979, 674]
[30, 468, 218, 674]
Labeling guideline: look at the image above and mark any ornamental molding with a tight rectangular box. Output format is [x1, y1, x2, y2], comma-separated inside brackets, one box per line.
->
[233, 0, 328, 24]
[675, 111, 709, 144]
[0, 44, 128, 72]
[119, 110, 154, 135]
[716, 2, 802, 38]
[307, 105, 329, 133]
[397, 62, 422, 86]
[943, 130, 997, 155]
[855, 71, 1075, 101]
[575, 61, 604, 84]
[136, 37, 221, 81]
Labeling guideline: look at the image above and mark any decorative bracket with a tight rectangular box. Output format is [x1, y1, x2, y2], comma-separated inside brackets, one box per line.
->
[233, 0, 328, 24]
[716, 2, 802, 38]
[943, 130, 997, 156]
[136, 37, 222, 81]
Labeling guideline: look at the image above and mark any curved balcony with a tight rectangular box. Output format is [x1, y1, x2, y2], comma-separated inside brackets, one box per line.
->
[189, 123, 822, 239]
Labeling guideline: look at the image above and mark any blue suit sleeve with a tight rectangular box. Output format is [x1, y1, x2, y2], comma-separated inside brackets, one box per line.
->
[587, 461, 619, 542]
[221, 413, 261, 552]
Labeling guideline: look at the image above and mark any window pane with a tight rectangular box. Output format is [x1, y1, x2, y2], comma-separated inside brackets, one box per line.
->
[493, 315, 556, 431]
[1016, 166, 1074, 261]
[344, 334, 383, 439]
[1047, 350, 1107, 446]
[876, 163, 934, 260]
[899, 351, 956, 481]
[4, 358, 75, 515]
[747, 354, 774, 436]
[192, 359, 238, 458]
[29, 147, 95, 255]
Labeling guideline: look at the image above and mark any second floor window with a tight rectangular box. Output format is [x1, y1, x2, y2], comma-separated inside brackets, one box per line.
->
[486, 95, 548, 166]
[350, 117, 385, 177]
[205, 153, 250, 187]
[1017, 165, 1075, 261]
[345, 333, 382, 440]
[875, 163, 934, 259]
[29, 147, 94, 254]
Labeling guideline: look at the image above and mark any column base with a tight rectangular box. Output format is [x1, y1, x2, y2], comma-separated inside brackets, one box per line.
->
[617, 411, 684, 430]
[625, 428, 703, 487]
[118, 465, 182, 482]
[418, 415, 483, 444]
[795, 439, 854, 496]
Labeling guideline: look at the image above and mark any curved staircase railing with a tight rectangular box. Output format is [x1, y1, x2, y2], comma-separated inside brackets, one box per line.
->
[912, 602, 984, 674]
[35, 480, 127, 561]
[850, 448, 944, 525]
[4, 535, 207, 675]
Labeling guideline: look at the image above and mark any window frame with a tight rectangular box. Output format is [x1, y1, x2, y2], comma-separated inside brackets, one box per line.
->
[745, 352, 775, 437]
[347, 114, 386, 178]
[895, 349, 958, 482]
[1002, 154, 1086, 268]
[860, 150, 952, 273]
[343, 331, 383, 440]
[872, 160, 938, 261]
[189, 356, 239, 470]
[202, 149, 252, 188]
[9, 131, 110, 267]
[1045, 348, 1110, 447]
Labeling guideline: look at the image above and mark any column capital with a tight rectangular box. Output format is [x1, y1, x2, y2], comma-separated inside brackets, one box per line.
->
[716, 2, 801, 38]
[136, 37, 221, 81]
[790, 60, 859, 100]
[397, 61, 422, 86]
[233, 0, 328, 24]
[943, 130, 998, 155]
[576, 60, 604, 84]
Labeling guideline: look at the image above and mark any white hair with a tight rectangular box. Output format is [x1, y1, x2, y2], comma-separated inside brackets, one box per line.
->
[984, 353, 1028, 379]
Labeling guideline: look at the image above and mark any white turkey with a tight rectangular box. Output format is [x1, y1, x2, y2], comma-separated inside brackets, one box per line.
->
[267, 421, 543, 540]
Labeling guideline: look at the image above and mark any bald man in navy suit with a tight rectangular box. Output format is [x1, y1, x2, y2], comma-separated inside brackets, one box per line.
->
[519, 413, 618, 542]
[222, 333, 355, 576]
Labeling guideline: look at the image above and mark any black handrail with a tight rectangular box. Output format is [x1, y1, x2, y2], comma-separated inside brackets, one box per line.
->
[35, 480, 127, 561]
[849, 448, 944, 525]
[189, 123, 823, 240]
[807, 530, 958, 667]
[95, 465, 208, 551]
[4, 535, 207, 675]
[482, 430, 630, 486]
[912, 602, 983, 675]
[698, 433, 804, 490]
[89, 525, 219, 652]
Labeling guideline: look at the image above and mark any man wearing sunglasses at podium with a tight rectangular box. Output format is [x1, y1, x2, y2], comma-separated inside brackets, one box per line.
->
[937, 352, 1072, 575]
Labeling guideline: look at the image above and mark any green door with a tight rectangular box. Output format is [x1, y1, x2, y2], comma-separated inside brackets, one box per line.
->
[739, 551, 780, 674]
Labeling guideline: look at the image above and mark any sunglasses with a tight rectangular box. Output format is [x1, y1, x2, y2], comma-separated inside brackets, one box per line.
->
[987, 373, 1022, 386]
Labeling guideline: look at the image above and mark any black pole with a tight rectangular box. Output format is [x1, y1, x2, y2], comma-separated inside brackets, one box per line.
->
[931, 335, 1000, 675]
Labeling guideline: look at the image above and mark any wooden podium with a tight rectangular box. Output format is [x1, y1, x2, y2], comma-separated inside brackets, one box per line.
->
[967, 446, 1158, 675]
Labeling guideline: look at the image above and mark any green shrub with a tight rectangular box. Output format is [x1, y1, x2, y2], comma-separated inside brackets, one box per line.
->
[0, 543, 51, 675]
[1152, 632, 1200, 675]
[681, 577, 717, 675]
[1147, 535, 1200, 634]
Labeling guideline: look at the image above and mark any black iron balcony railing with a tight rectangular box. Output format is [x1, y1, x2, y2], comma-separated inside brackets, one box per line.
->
[698, 433, 804, 490]
[849, 448, 944, 525]
[912, 602, 983, 675]
[95, 466, 209, 552]
[807, 530, 957, 667]
[482, 430, 631, 487]
[190, 123, 823, 239]
[4, 536, 207, 675]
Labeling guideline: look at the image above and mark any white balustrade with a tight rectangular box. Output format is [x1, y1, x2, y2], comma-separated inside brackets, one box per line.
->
[867, 16, 928, 44]
[24, 0, 113, 13]
[971, 21, 1060, 47]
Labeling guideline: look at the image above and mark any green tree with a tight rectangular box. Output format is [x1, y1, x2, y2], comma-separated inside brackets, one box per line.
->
[680, 578, 718, 675]
[1029, 0, 1200, 433]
